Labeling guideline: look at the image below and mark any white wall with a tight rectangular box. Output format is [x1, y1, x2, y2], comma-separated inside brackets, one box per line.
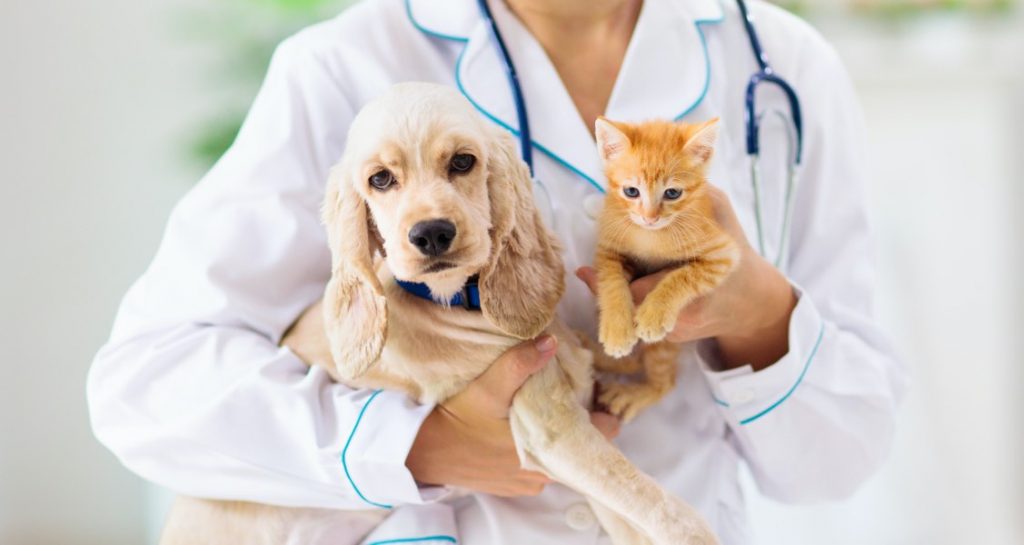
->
[1, 2, 1022, 544]
[0, 1, 207, 543]
[744, 15, 1024, 545]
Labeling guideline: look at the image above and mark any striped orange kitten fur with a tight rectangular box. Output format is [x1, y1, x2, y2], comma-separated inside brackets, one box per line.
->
[592, 117, 739, 422]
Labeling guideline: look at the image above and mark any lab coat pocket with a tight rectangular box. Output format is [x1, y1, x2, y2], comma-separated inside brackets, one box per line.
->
[358, 503, 459, 545]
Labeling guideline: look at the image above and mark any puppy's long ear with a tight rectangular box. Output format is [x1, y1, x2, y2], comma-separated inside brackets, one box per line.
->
[479, 130, 565, 339]
[321, 163, 387, 381]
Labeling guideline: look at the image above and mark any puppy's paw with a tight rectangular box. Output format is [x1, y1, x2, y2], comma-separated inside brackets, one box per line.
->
[650, 499, 720, 545]
[634, 300, 679, 343]
[599, 313, 638, 357]
[657, 514, 720, 545]
[599, 382, 661, 423]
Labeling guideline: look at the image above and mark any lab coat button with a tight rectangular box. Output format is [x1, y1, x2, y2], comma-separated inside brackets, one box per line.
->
[583, 193, 605, 220]
[730, 388, 756, 404]
[565, 503, 596, 531]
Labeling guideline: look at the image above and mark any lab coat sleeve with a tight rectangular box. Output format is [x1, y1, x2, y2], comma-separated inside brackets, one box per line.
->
[87, 35, 443, 509]
[698, 30, 908, 502]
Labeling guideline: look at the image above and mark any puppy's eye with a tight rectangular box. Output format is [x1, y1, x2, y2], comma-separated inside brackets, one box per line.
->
[369, 169, 395, 190]
[663, 188, 682, 200]
[449, 154, 476, 174]
[622, 186, 640, 199]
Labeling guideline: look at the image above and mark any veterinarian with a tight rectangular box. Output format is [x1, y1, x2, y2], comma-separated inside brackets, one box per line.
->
[89, 0, 906, 543]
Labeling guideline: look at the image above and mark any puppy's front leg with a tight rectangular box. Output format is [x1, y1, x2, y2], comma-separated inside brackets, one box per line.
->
[587, 497, 654, 545]
[509, 364, 718, 545]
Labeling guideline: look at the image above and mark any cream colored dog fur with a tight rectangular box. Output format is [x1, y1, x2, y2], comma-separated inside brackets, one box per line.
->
[159, 83, 717, 545]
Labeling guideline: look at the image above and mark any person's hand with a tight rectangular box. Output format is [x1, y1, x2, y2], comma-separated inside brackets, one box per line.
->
[406, 336, 622, 497]
[577, 187, 797, 370]
[279, 301, 347, 379]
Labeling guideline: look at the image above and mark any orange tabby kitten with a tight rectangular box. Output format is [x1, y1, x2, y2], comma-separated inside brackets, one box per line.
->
[592, 117, 739, 421]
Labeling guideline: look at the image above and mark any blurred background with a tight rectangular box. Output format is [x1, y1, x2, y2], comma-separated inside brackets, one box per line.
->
[1, 0, 1021, 543]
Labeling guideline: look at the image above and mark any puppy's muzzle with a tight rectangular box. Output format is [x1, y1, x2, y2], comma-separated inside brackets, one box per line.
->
[409, 219, 456, 257]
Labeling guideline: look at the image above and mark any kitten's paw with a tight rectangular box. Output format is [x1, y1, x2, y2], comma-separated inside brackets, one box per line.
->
[599, 316, 638, 357]
[599, 382, 661, 423]
[634, 301, 678, 343]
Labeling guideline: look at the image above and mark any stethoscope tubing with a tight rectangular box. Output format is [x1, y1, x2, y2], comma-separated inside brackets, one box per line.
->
[475, 0, 534, 176]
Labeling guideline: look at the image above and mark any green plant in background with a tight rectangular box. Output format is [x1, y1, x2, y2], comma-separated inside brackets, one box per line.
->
[188, 0, 1018, 165]
[769, 0, 1016, 18]
[187, 0, 355, 166]
[849, 0, 1015, 19]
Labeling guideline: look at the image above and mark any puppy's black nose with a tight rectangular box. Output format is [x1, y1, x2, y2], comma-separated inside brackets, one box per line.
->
[409, 219, 456, 257]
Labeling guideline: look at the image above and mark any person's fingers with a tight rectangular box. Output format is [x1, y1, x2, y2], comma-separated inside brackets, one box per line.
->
[706, 185, 730, 223]
[590, 411, 622, 440]
[519, 482, 547, 497]
[468, 336, 557, 418]
[575, 266, 598, 295]
[629, 271, 667, 304]
[474, 470, 551, 496]
[490, 481, 547, 498]
[580, 265, 667, 306]
[518, 470, 554, 485]
[707, 185, 750, 247]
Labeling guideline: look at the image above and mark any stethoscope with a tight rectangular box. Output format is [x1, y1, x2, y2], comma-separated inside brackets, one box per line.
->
[475, 0, 804, 269]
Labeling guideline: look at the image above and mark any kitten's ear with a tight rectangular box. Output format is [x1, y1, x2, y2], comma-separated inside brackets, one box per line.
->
[595, 117, 631, 164]
[683, 117, 720, 167]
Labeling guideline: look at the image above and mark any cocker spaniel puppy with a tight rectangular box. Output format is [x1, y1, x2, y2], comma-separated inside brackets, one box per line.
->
[160, 83, 717, 545]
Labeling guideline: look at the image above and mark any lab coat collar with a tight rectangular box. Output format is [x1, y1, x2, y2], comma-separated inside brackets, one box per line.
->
[406, 0, 725, 191]
[404, 0, 474, 42]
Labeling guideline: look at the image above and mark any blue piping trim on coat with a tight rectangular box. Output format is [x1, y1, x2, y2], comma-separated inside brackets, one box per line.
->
[369, 536, 458, 545]
[712, 395, 730, 408]
[341, 389, 393, 509]
[404, 0, 469, 43]
[674, 8, 726, 121]
[739, 322, 825, 425]
[408, 0, 725, 195]
[453, 40, 605, 193]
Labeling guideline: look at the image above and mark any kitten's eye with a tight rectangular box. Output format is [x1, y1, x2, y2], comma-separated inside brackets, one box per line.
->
[622, 186, 640, 199]
[449, 153, 476, 174]
[663, 188, 683, 200]
[369, 169, 396, 190]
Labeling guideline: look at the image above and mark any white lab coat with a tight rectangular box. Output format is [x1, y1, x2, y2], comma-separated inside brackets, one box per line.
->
[87, 0, 907, 543]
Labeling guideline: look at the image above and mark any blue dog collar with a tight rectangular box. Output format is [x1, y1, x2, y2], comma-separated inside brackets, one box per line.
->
[395, 276, 481, 311]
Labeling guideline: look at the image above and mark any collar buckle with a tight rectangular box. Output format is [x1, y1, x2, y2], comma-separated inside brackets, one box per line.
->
[460, 276, 480, 310]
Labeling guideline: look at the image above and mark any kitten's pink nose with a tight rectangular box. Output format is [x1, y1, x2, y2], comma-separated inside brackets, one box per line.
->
[643, 216, 659, 225]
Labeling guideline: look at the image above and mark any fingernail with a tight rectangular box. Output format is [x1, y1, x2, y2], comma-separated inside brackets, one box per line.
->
[535, 335, 556, 353]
